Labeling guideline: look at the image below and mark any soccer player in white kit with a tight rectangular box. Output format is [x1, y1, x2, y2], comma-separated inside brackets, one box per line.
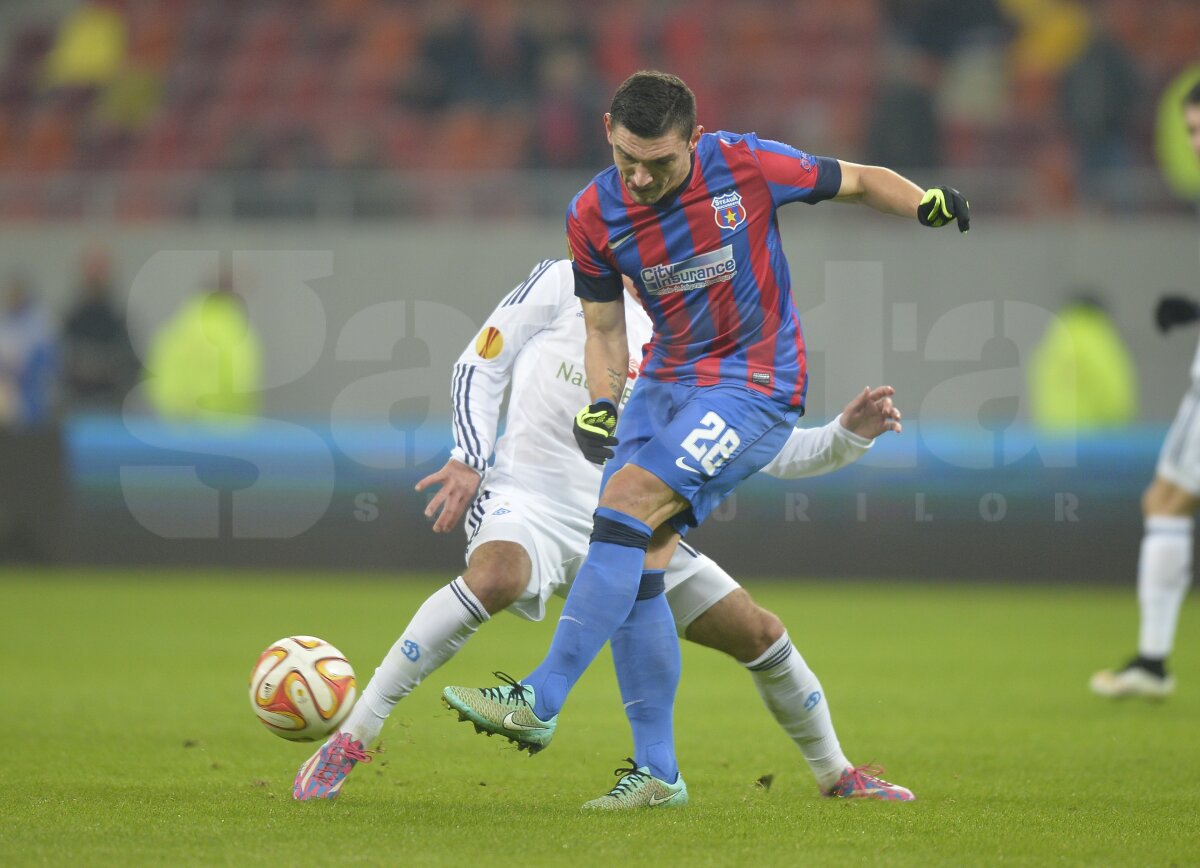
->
[1091, 81, 1200, 699]
[295, 258, 908, 801]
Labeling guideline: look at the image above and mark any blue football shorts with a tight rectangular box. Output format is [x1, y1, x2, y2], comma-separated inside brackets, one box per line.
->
[600, 378, 800, 534]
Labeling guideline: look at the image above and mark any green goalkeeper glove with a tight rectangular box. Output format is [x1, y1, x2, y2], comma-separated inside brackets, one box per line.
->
[573, 399, 619, 464]
[918, 186, 970, 233]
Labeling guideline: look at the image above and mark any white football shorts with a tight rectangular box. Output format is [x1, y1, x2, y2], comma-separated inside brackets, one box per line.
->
[1157, 384, 1200, 495]
[463, 486, 740, 632]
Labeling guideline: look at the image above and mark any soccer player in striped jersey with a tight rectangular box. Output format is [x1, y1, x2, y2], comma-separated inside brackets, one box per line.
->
[294, 259, 909, 804]
[443, 71, 968, 806]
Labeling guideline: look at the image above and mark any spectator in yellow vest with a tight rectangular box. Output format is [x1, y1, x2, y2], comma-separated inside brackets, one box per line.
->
[1028, 291, 1137, 432]
[43, 1, 127, 89]
[145, 271, 261, 424]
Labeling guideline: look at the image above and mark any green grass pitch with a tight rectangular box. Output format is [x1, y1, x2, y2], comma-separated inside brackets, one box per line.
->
[2, 570, 1198, 866]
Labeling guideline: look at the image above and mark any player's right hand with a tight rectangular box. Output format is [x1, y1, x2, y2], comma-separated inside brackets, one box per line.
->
[416, 458, 482, 533]
[1155, 295, 1200, 333]
[917, 186, 970, 233]
[839, 386, 902, 439]
[573, 399, 619, 464]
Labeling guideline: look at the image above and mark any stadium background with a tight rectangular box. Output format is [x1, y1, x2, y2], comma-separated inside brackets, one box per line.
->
[2, 0, 1199, 581]
[4, 2, 1200, 865]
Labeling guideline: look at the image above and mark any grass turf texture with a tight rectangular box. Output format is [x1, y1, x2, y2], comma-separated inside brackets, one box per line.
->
[2, 570, 1198, 867]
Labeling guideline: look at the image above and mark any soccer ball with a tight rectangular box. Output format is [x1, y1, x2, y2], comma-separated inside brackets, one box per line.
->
[248, 636, 357, 742]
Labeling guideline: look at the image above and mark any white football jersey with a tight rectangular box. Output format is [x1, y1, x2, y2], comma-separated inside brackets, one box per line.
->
[449, 259, 874, 522]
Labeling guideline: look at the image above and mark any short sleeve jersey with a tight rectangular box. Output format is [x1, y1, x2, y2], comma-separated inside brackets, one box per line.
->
[566, 131, 841, 411]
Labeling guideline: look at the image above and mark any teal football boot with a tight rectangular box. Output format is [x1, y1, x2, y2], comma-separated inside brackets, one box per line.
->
[442, 672, 557, 754]
[581, 759, 688, 810]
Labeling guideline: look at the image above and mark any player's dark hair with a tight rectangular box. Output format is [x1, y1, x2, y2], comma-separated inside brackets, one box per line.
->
[609, 71, 696, 141]
[1185, 80, 1200, 108]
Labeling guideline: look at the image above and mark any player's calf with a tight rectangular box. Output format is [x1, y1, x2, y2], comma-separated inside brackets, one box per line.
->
[684, 589, 783, 663]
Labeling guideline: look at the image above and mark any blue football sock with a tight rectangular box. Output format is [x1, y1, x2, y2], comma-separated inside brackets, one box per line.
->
[523, 508, 651, 719]
[610, 569, 680, 784]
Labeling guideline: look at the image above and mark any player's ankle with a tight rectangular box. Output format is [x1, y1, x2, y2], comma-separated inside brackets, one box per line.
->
[1131, 655, 1168, 677]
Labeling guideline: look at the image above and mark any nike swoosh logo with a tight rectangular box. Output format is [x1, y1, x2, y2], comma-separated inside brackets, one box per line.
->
[502, 711, 545, 731]
[608, 230, 636, 251]
[649, 793, 677, 806]
[675, 456, 702, 474]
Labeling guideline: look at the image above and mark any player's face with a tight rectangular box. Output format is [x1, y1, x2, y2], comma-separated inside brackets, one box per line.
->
[1187, 104, 1200, 160]
[605, 115, 702, 205]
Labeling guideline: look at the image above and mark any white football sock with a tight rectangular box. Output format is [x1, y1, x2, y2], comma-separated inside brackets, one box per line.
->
[745, 632, 850, 791]
[342, 578, 489, 745]
[1137, 516, 1194, 660]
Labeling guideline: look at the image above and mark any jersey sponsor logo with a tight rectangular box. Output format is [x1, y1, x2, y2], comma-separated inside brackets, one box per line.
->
[475, 326, 504, 360]
[641, 245, 737, 296]
[711, 190, 747, 231]
[556, 361, 635, 406]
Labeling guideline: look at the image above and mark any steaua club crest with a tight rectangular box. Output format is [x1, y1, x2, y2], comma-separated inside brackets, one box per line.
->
[711, 190, 747, 231]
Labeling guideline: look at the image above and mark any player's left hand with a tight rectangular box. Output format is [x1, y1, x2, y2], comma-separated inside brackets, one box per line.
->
[918, 186, 970, 233]
[573, 399, 620, 464]
[1155, 295, 1200, 333]
[839, 386, 902, 439]
[415, 458, 482, 533]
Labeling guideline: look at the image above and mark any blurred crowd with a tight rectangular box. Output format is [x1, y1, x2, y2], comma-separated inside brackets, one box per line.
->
[0, 250, 131, 426]
[0, 0, 1197, 217]
[0, 249, 260, 428]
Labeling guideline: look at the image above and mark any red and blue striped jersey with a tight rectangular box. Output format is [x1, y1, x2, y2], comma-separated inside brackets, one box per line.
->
[567, 131, 841, 410]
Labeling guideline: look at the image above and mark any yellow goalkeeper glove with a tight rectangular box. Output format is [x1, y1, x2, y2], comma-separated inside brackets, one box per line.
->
[918, 186, 970, 233]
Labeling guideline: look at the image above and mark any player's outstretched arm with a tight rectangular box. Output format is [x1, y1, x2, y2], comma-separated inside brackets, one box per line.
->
[416, 458, 482, 533]
[572, 297, 627, 464]
[760, 386, 901, 480]
[427, 260, 568, 530]
[835, 161, 970, 232]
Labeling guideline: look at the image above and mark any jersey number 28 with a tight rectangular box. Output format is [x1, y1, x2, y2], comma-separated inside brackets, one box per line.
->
[681, 412, 741, 476]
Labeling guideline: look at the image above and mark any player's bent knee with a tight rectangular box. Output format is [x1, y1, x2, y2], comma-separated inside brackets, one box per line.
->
[753, 607, 785, 646]
[591, 510, 652, 549]
[686, 591, 784, 663]
[462, 542, 531, 615]
[1143, 476, 1200, 518]
[725, 606, 785, 661]
[598, 465, 683, 526]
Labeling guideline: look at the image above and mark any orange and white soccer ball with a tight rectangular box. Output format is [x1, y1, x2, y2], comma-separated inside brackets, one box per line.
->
[248, 636, 357, 742]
